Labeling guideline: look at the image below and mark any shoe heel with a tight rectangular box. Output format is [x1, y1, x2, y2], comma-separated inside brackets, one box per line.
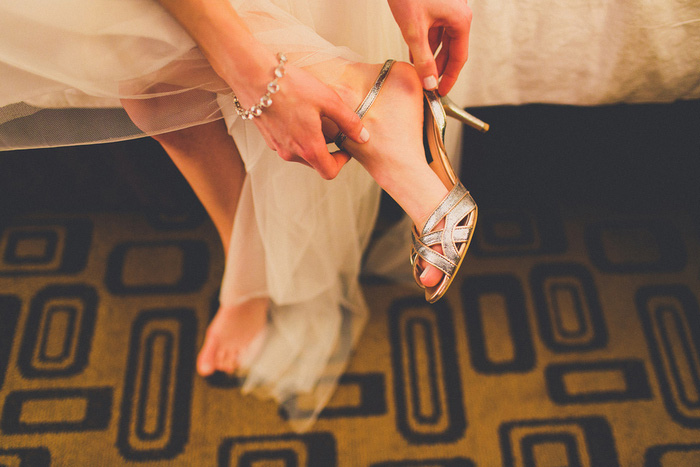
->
[440, 96, 490, 133]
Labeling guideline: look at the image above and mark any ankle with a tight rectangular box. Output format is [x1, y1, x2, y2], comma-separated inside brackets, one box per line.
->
[381, 170, 449, 230]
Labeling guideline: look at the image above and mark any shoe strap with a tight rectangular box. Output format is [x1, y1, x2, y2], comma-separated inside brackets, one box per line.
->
[424, 89, 447, 144]
[421, 182, 469, 236]
[334, 60, 395, 148]
[411, 182, 476, 275]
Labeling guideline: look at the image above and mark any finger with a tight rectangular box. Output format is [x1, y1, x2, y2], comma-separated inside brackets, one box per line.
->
[290, 132, 340, 180]
[437, 41, 468, 95]
[314, 148, 351, 180]
[275, 145, 312, 168]
[218, 348, 238, 375]
[263, 127, 313, 167]
[438, 11, 472, 95]
[330, 149, 352, 168]
[435, 37, 450, 77]
[323, 91, 369, 145]
[407, 29, 440, 90]
[255, 123, 278, 151]
[304, 141, 346, 180]
[428, 27, 444, 55]
[322, 142, 354, 179]
[289, 155, 312, 167]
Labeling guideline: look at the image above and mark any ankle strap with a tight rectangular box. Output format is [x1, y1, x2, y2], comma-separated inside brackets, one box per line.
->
[334, 60, 395, 148]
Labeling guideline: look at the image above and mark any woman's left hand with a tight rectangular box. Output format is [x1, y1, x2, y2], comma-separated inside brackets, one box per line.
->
[387, 0, 472, 95]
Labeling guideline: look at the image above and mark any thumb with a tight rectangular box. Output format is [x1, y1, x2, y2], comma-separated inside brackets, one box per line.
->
[324, 91, 369, 145]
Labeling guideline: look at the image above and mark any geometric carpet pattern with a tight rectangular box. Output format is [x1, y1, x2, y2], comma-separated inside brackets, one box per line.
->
[2, 203, 700, 466]
[1, 100, 699, 465]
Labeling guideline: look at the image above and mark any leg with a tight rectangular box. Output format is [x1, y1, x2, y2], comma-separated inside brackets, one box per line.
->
[147, 121, 269, 377]
[121, 88, 271, 376]
[151, 120, 242, 255]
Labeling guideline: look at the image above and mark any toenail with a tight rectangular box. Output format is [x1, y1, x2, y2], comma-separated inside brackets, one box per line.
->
[420, 267, 429, 281]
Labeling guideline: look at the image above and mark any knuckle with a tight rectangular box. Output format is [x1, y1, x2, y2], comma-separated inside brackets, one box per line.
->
[300, 148, 316, 163]
[347, 112, 362, 128]
[329, 163, 343, 178]
[312, 153, 335, 180]
[413, 53, 434, 67]
[278, 149, 293, 162]
[456, 5, 472, 25]
[465, 7, 473, 22]
[404, 26, 425, 44]
[328, 88, 344, 104]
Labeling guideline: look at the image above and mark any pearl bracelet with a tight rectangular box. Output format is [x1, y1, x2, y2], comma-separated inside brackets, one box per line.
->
[233, 53, 288, 120]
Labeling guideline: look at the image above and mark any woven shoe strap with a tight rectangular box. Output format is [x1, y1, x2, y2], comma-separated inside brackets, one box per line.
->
[411, 182, 476, 275]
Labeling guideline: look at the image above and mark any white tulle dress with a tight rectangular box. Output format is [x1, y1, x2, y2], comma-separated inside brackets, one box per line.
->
[0, 0, 410, 432]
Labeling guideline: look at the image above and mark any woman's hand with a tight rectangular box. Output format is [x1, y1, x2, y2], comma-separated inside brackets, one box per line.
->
[157, 0, 368, 179]
[249, 64, 368, 180]
[387, 0, 472, 95]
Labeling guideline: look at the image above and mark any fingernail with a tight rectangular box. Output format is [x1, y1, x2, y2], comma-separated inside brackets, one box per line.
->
[423, 76, 438, 90]
[360, 127, 370, 143]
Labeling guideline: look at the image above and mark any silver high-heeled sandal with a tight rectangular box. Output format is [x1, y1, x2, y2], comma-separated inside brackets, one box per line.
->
[412, 89, 487, 302]
[336, 60, 488, 303]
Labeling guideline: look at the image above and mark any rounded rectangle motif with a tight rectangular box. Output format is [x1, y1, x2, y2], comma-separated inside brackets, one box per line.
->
[0, 219, 92, 276]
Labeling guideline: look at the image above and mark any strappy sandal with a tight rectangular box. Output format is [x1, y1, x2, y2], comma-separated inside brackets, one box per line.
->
[336, 60, 488, 303]
[414, 88, 489, 302]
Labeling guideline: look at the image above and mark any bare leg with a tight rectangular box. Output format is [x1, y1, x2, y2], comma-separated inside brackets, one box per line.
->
[148, 121, 269, 377]
[151, 120, 242, 254]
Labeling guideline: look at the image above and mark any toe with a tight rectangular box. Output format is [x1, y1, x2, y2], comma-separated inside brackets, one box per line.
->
[196, 299, 269, 377]
[416, 218, 447, 288]
[420, 262, 445, 287]
[218, 348, 238, 375]
[196, 334, 219, 377]
[418, 237, 446, 288]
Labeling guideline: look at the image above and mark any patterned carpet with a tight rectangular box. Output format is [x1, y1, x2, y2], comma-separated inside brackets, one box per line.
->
[1, 101, 699, 465]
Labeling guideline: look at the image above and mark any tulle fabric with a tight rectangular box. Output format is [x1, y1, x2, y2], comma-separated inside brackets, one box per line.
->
[216, 2, 406, 430]
[0, 0, 408, 431]
[0, 0, 406, 149]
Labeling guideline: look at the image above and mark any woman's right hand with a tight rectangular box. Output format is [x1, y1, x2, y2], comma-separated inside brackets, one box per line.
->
[387, 0, 472, 95]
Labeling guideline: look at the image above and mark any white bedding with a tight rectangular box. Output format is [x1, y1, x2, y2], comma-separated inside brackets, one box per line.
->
[452, 0, 700, 107]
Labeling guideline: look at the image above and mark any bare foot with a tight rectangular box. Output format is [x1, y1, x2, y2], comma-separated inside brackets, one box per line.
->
[323, 61, 450, 288]
[197, 297, 269, 376]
